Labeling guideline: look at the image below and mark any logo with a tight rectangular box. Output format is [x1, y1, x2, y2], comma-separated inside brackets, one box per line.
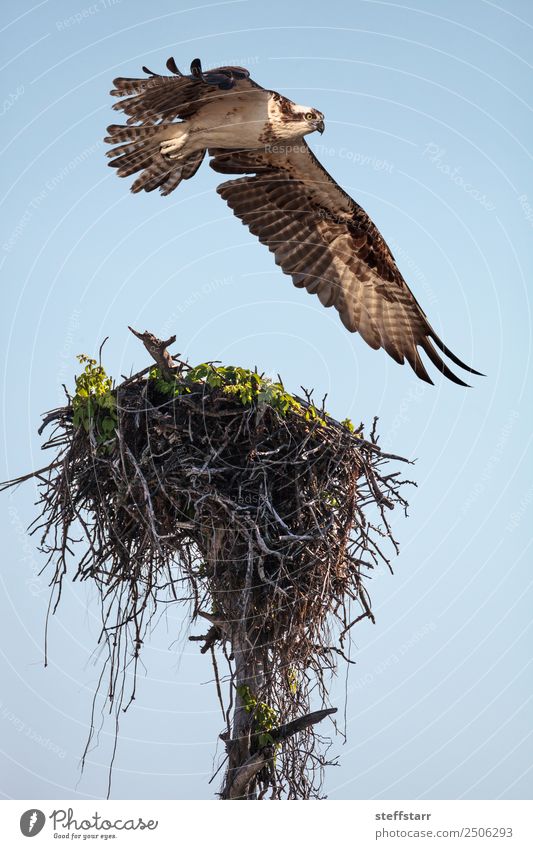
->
[20, 809, 46, 837]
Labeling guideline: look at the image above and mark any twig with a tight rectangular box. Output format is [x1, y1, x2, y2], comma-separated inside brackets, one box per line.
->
[128, 327, 180, 380]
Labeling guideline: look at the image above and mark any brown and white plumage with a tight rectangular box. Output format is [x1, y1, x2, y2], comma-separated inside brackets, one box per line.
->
[106, 57, 481, 385]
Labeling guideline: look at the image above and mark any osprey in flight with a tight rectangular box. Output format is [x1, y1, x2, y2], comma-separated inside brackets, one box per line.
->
[105, 58, 481, 386]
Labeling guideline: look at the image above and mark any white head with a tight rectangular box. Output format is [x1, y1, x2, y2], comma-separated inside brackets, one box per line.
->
[269, 94, 325, 140]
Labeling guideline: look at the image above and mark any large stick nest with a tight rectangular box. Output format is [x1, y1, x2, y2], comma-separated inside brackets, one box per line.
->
[4, 329, 414, 799]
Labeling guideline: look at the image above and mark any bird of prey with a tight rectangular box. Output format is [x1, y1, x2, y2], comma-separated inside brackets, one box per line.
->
[105, 57, 481, 386]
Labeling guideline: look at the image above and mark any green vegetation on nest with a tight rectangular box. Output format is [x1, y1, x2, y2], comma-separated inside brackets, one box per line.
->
[150, 362, 330, 424]
[72, 355, 117, 447]
[287, 667, 299, 696]
[237, 684, 279, 748]
[70, 355, 361, 444]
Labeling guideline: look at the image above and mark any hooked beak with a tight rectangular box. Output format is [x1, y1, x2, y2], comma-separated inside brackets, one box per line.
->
[315, 119, 325, 135]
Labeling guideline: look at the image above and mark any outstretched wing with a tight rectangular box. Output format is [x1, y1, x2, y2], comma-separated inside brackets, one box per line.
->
[210, 143, 481, 385]
[105, 58, 261, 195]
[110, 56, 262, 125]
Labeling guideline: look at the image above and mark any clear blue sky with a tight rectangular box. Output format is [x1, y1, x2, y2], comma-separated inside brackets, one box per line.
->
[1, 0, 531, 801]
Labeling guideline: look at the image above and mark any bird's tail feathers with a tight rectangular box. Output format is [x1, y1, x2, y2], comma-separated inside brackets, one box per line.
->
[105, 124, 205, 194]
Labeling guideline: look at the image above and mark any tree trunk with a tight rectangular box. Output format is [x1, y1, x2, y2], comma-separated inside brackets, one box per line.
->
[220, 635, 266, 799]
[197, 522, 338, 799]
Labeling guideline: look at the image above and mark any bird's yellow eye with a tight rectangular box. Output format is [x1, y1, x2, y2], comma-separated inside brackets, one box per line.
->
[305, 112, 314, 120]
